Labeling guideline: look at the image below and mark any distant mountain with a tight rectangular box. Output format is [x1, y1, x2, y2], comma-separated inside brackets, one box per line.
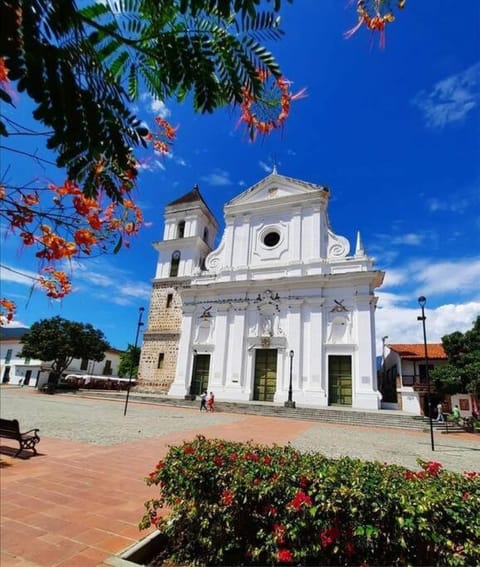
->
[0, 327, 29, 340]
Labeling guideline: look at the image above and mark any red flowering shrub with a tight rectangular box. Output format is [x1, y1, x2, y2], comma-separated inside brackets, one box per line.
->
[141, 436, 480, 566]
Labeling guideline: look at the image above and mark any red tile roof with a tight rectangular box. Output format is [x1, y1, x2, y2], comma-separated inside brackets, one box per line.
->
[388, 343, 447, 359]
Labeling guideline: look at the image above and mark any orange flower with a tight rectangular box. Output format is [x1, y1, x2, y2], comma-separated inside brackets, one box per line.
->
[239, 70, 306, 140]
[38, 269, 72, 299]
[49, 180, 81, 196]
[87, 213, 102, 230]
[73, 195, 99, 216]
[0, 298, 16, 323]
[74, 229, 97, 252]
[153, 140, 169, 154]
[20, 231, 35, 246]
[22, 192, 39, 206]
[345, 0, 400, 48]
[0, 57, 9, 84]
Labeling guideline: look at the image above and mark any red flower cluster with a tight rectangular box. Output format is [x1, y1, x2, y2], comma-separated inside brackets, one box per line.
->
[464, 471, 480, 480]
[272, 523, 286, 545]
[320, 525, 340, 549]
[277, 548, 294, 564]
[213, 456, 223, 467]
[0, 298, 15, 322]
[403, 460, 443, 480]
[244, 452, 260, 461]
[287, 490, 312, 512]
[298, 475, 310, 488]
[345, 0, 405, 48]
[220, 489, 235, 506]
[239, 69, 306, 140]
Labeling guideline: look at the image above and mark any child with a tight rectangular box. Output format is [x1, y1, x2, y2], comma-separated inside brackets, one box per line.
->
[207, 391, 215, 412]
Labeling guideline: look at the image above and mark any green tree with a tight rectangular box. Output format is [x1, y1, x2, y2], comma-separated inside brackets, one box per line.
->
[431, 316, 480, 396]
[118, 343, 141, 378]
[20, 316, 110, 388]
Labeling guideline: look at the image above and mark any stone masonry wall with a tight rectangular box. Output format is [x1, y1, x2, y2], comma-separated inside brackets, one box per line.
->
[137, 280, 187, 392]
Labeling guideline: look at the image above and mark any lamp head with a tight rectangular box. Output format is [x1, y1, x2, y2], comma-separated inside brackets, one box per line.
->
[289, 350, 294, 358]
[418, 296, 426, 308]
[139, 306, 145, 312]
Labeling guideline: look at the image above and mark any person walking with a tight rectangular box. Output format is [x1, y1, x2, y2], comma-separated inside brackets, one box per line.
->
[453, 404, 461, 424]
[436, 402, 444, 422]
[207, 391, 215, 412]
[200, 392, 207, 412]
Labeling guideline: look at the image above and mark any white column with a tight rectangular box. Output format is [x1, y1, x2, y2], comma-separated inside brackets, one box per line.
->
[211, 305, 229, 389]
[352, 294, 380, 410]
[283, 299, 303, 401]
[223, 302, 248, 399]
[168, 305, 196, 397]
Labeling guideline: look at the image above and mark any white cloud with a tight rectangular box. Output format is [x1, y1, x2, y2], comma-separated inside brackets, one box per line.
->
[0, 317, 28, 327]
[381, 269, 407, 288]
[376, 300, 480, 353]
[428, 197, 468, 213]
[415, 259, 480, 296]
[137, 159, 166, 172]
[68, 260, 151, 304]
[258, 161, 272, 173]
[0, 264, 38, 286]
[374, 256, 480, 353]
[391, 233, 424, 246]
[412, 62, 480, 128]
[200, 169, 232, 186]
[141, 94, 171, 118]
[377, 257, 480, 297]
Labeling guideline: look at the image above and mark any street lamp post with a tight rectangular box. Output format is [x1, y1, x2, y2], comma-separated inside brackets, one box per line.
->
[284, 350, 296, 408]
[123, 307, 145, 416]
[418, 296, 435, 451]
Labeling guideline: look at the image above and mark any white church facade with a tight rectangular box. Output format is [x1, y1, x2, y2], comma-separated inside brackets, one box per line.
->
[138, 171, 384, 410]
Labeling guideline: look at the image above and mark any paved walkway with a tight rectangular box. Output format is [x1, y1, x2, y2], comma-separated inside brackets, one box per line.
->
[1, 387, 479, 566]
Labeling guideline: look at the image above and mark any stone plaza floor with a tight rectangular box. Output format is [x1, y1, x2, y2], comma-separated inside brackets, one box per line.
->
[1, 386, 479, 566]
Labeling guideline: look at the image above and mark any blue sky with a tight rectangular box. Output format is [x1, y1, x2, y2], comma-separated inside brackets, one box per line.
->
[1, 0, 479, 353]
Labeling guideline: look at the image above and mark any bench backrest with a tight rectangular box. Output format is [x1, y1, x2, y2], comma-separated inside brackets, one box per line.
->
[0, 418, 21, 435]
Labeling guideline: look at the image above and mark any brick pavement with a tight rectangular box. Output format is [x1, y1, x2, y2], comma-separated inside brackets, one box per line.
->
[1, 387, 478, 566]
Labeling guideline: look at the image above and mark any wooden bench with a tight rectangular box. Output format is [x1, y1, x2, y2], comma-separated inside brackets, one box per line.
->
[0, 418, 40, 457]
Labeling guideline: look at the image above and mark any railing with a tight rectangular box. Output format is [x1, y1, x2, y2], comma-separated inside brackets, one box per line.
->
[401, 374, 427, 388]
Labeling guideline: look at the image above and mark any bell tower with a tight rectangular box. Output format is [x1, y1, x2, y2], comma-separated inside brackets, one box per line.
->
[138, 185, 218, 391]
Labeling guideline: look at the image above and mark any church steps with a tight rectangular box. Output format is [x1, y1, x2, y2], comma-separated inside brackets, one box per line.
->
[72, 391, 438, 431]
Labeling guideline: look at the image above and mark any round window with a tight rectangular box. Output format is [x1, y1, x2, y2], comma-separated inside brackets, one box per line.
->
[263, 231, 280, 247]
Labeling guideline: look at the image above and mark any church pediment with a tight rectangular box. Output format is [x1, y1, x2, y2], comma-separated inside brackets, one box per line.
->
[226, 173, 327, 209]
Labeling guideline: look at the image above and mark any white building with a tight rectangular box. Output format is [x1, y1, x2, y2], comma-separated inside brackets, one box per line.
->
[0, 327, 123, 388]
[139, 171, 385, 410]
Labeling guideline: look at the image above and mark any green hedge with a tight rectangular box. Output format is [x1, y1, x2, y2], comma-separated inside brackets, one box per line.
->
[141, 436, 480, 566]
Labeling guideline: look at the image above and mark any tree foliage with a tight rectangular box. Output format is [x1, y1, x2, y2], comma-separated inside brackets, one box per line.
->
[1, 0, 289, 201]
[20, 316, 110, 384]
[118, 343, 141, 378]
[431, 316, 480, 396]
[0, 0, 292, 318]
